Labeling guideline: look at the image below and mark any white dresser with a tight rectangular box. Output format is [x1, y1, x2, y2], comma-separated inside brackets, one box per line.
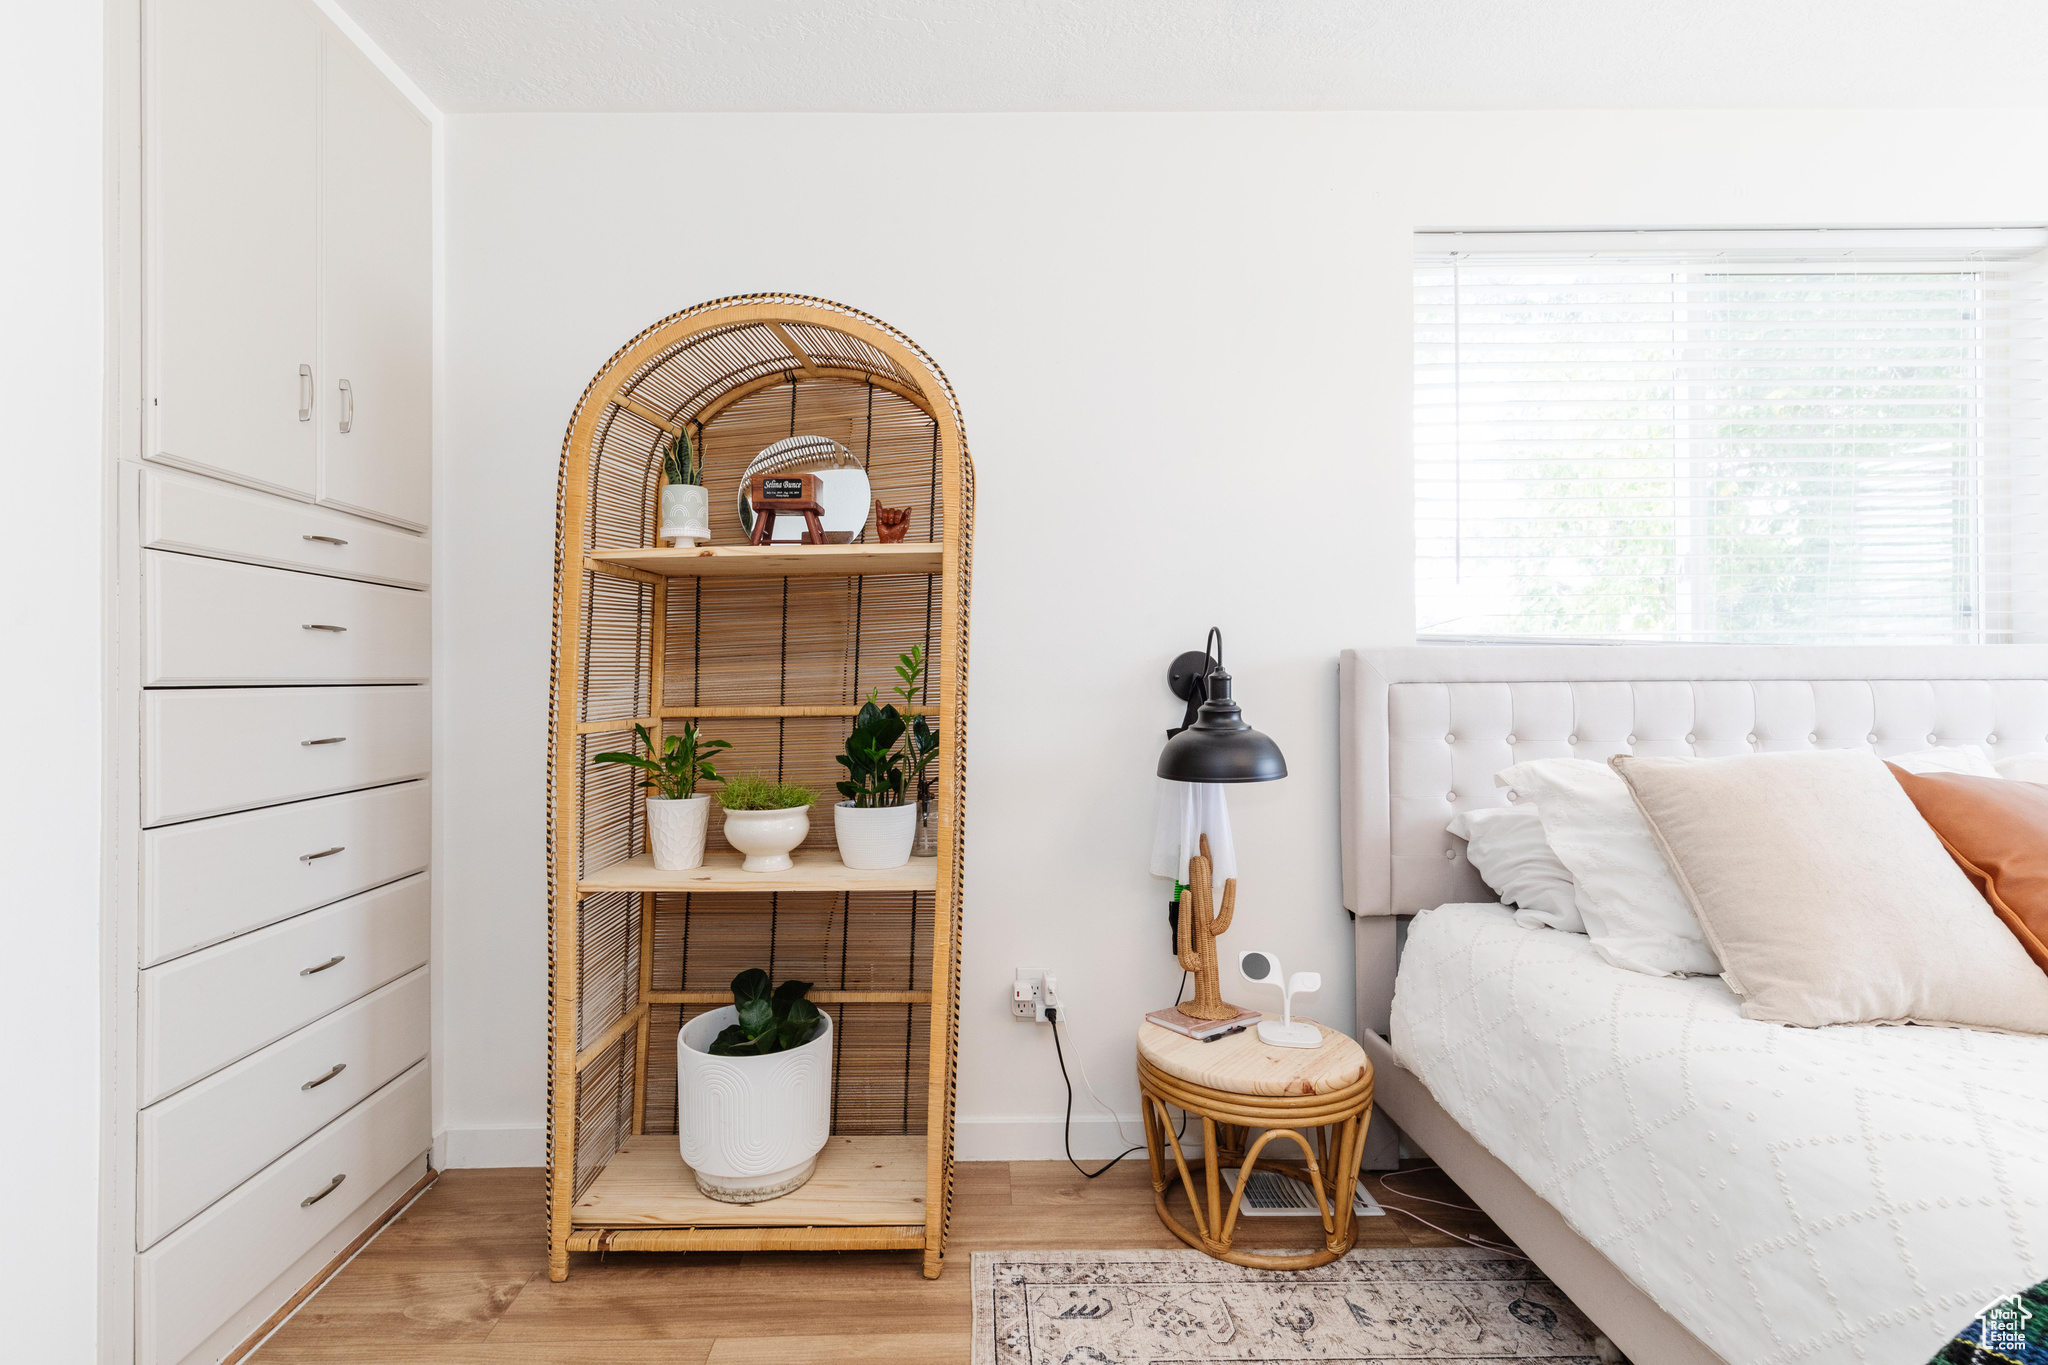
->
[119, 2, 435, 1361]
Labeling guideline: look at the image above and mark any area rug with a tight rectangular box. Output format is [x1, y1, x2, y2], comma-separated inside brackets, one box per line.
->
[971, 1248, 1604, 1363]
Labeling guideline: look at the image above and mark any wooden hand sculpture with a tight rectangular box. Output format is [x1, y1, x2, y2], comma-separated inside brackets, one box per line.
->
[874, 500, 912, 543]
[1175, 834, 1240, 1020]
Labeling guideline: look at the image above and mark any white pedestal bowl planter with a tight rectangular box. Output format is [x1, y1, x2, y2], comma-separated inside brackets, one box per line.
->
[659, 483, 711, 546]
[832, 801, 917, 869]
[646, 794, 710, 870]
[721, 805, 811, 872]
[677, 1005, 833, 1202]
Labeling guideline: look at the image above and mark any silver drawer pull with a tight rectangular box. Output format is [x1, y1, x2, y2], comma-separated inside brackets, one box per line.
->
[302, 623, 348, 633]
[300, 846, 345, 863]
[302, 534, 349, 547]
[301, 1173, 346, 1207]
[301, 1063, 347, 1091]
[338, 378, 354, 434]
[302, 736, 347, 746]
[299, 364, 313, 422]
[300, 955, 345, 976]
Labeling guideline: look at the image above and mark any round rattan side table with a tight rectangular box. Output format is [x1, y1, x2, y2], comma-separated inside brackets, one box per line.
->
[1137, 1019, 1374, 1270]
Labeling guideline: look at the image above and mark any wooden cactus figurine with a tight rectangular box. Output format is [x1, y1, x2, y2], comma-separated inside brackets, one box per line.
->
[1176, 834, 1240, 1020]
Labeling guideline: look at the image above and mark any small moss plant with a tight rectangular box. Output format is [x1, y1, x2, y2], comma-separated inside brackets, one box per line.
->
[716, 772, 816, 811]
[707, 969, 821, 1056]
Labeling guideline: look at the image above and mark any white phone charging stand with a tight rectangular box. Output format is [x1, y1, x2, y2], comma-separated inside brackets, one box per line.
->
[1237, 950, 1322, 1048]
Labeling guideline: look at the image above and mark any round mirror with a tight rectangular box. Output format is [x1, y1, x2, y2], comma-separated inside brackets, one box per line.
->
[737, 435, 872, 544]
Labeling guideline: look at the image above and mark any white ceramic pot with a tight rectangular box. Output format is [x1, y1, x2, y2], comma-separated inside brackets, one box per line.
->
[721, 805, 811, 872]
[646, 794, 710, 871]
[677, 1005, 832, 1202]
[833, 800, 917, 870]
[660, 483, 711, 546]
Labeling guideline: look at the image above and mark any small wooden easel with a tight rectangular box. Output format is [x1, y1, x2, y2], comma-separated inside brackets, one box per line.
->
[748, 472, 828, 545]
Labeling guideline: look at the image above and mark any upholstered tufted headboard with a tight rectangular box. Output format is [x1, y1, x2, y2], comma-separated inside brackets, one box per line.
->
[1343, 645, 2048, 1039]
[1340, 644, 2048, 921]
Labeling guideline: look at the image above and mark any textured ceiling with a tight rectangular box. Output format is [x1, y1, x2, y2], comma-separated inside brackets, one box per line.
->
[337, 0, 2048, 113]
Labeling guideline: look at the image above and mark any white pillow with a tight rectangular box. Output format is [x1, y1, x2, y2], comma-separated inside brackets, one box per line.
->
[1446, 805, 1583, 933]
[1495, 758, 1721, 977]
[1614, 749, 2048, 1033]
[1994, 752, 2048, 783]
[1889, 744, 2000, 778]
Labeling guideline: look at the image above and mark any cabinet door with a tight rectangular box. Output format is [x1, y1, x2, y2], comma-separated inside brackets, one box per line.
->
[318, 40, 432, 530]
[149, 0, 321, 498]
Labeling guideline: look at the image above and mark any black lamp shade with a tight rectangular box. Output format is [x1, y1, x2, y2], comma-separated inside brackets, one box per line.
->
[1156, 668, 1288, 783]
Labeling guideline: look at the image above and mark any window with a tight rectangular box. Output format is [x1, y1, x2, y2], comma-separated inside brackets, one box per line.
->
[1415, 228, 2046, 643]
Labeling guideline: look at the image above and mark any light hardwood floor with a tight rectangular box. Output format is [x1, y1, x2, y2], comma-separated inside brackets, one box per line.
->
[252, 1159, 1515, 1363]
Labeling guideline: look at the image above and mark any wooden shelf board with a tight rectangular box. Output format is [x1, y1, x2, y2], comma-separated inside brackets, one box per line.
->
[588, 543, 941, 579]
[578, 850, 937, 896]
[571, 1135, 928, 1228]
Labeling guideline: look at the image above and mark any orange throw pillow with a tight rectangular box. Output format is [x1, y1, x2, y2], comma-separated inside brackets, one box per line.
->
[1887, 763, 2048, 974]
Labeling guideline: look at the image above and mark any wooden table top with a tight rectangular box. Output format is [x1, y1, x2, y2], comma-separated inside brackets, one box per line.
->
[1137, 1018, 1369, 1097]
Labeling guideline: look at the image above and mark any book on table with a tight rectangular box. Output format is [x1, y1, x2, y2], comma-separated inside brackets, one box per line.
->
[1145, 1003, 1260, 1041]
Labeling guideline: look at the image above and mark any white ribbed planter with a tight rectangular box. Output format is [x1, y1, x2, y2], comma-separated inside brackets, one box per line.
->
[721, 805, 811, 872]
[677, 1005, 833, 1202]
[660, 483, 711, 546]
[646, 794, 710, 870]
[833, 801, 917, 870]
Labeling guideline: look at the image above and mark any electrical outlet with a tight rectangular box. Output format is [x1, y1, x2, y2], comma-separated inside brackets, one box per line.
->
[1011, 967, 1050, 1023]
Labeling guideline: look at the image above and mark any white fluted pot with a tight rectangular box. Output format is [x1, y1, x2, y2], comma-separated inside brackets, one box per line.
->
[677, 1005, 833, 1202]
[721, 805, 811, 872]
[646, 794, 710, 870]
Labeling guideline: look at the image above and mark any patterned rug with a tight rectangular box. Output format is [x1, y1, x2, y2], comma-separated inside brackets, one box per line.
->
[972, 1248, 1604, 1363]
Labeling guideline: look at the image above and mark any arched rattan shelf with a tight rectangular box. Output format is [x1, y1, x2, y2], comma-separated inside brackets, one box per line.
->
[546, 295, 973, 1281]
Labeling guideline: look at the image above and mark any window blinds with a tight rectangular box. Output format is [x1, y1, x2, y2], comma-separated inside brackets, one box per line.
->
[1414, 228, 2047, 643]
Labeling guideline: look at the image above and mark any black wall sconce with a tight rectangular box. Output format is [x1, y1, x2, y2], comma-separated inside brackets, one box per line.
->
[1159, 627, 1288, 784]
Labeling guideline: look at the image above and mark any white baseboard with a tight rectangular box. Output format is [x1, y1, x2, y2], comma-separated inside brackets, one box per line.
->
[955, 1114, 1200, 1163]
[435, 1124, 545, 1168]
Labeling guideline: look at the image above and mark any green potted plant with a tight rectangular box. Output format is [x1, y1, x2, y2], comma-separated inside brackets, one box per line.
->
[593, 721, 730, 871]
[657, 425, 710, 547]
[716, 772, 817, 872]
[832, 646, 940, 869]
[676, 968, 831, 1202]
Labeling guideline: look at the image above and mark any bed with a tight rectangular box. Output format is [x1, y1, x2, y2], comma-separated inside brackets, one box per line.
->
[1339, 645, 2048, 1365]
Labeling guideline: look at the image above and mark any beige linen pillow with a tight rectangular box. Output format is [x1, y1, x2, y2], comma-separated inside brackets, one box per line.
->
[1611, 749, 2048, 1033]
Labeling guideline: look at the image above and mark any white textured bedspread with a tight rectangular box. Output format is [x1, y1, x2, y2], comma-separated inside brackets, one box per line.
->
[1391, 903, 2048, 1365]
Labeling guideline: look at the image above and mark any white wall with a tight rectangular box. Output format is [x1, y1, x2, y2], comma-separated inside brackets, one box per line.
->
[0, 3, 106, 1357]
[438, 108, 2048, 1162]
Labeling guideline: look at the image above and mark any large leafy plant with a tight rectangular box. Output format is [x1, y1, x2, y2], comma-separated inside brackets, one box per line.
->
[709, 969, 822, 1055]
[835, 646, 940, 809]
[660, 426, 702, 487]
[592, 721, 729, 801]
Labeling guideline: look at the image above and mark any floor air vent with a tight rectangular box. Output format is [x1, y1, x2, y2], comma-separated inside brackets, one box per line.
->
[1222, 1168, 1385, 1217]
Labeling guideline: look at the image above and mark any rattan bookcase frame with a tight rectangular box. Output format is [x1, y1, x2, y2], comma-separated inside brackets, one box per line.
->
[545, 296, 973, 1280]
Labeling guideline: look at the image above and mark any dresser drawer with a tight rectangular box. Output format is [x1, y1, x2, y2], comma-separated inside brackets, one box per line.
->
[143, 467, 429, 588]
[142, 780, 429, 966]
[140, 873, 429, 1104]
[138, 967, 427, 1247]
[137, 1060, 430, 1365]
[142, 684, 430, 826]
[145, 551, 428, 686]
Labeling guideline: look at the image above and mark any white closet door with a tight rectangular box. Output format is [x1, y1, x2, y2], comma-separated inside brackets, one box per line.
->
[318, 41, 432, 530]
[149, 0, 320, 498]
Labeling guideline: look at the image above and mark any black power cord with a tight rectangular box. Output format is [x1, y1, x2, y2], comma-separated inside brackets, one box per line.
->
[1047, 973, 1189, 1179]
